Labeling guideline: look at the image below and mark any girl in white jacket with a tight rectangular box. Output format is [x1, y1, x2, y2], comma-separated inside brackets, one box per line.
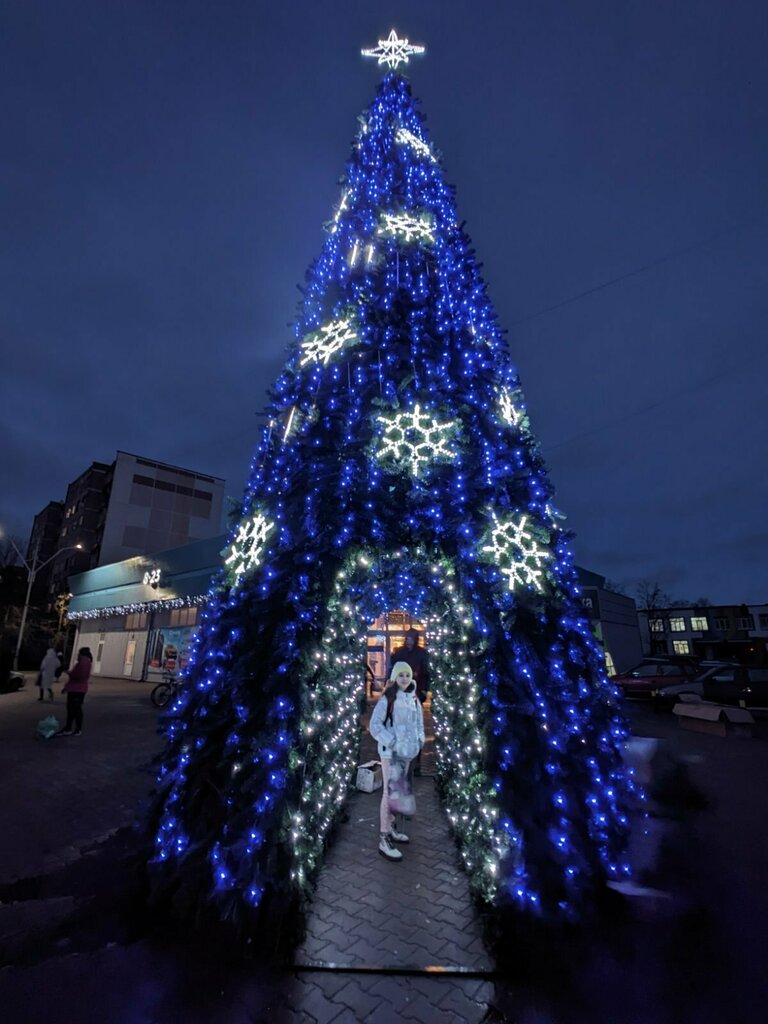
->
[369, 661, 425, 861]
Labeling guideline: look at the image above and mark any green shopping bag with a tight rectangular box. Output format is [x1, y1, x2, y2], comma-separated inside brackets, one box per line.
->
[37, 715, 60, 739]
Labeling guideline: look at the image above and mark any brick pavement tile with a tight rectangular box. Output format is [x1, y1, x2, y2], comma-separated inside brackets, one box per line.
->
[369, 937, 426, 966]
[366, 975, 418, 1015]
[346, 918, 390, 952]
[313, 922, 357, 951]
[303, 914, 337, 939]
[436, 979, 497, 1020]
[460, 977, 496, 1001]
[331, 892, 379, 920]
[343, 935, 397, 967]
[321, 1008, 360, 1024]
[429, 903, 477, 931]
[362, 1002, 415, 1024]
[405, 933, 467, 965]
[332, 978, 388, 1019]
[306, 899, 342, 924]
[399, 991, 467, 1024]
[295, 971, 357, 1001]
[291, 976, 354, 1024]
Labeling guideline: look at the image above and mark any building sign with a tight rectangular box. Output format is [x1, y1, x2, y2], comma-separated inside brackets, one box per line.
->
[143, 568, 162, 587]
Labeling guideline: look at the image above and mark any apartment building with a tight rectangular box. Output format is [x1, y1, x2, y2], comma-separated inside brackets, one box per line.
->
[638, 604, 768, 665]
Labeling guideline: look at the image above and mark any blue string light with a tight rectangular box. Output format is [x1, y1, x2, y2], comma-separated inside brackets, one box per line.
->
[148, 70, 635, 927]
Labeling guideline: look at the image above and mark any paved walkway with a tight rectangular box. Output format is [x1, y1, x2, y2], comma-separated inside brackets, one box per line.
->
[0, 679, 495, 1023]
[297, 704, 492, 975]
[2, 678, 768, 1022]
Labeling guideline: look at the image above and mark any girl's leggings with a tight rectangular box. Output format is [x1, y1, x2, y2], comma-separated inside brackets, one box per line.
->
[380, 757, 394, 833]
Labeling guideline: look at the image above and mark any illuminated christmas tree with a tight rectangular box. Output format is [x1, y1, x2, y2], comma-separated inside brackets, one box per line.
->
[149, 31, 635, 934]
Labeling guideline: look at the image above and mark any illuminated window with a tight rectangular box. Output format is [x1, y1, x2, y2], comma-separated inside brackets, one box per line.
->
[690, 616, 708, 631]
[672, 640, 690, 654]
[170, 607, 198, 627]
[649, 619, 665, 632]
[669, 617, 686, 632]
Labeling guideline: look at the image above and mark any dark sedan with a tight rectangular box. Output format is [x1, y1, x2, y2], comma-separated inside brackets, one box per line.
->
[655, 664, 768, 711]
[611, 657, 701, 700]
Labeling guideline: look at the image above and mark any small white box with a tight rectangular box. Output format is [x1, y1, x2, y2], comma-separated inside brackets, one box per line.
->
[356, 760, 383, 792]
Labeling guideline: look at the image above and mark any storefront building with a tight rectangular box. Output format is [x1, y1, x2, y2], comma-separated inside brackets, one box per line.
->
[68, 534, 640, 683]
[67, 534, 226, 680]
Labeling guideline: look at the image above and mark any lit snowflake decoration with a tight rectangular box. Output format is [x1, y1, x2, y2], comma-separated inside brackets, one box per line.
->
[375, 403, 459, 477]
[224, 511, 274, 586]
[481, 511, 551, 593]
[395, 128, 436, 163]
[361, 29, 425, 70]
[377, 210, 435, 245]
[300, 316, 359, 367]
[499, 386, 526, 429]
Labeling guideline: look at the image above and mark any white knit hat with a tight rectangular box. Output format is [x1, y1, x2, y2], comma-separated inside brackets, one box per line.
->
[389, 661, 413, 682]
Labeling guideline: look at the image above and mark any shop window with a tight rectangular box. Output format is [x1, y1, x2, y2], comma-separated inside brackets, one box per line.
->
[170, 607, 197, 627]
[672, 640, 690, 654]
[669, 617, 686, 632]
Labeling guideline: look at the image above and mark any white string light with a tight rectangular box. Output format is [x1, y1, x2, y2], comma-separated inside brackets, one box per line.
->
[499, 386, 526, 428]
[375, 403, 459, 477]
[377, 210, 435, 245]
[395, 127, 436, 163]
[299, 316, 360, 367]
[361, 29, 426, 71]
[224, 512, 274, 586]
[481, 511, 551, 592]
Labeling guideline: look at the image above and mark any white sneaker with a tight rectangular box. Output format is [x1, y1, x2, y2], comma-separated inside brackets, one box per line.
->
[389, 827, 409, 844]
[378, 833, 403, 861]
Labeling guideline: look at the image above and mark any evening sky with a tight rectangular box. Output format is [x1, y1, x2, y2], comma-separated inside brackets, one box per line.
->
[2, 1, 766, 602]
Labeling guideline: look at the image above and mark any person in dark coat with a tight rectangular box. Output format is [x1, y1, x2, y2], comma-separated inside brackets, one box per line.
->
[56, 647, 93, 736]
[389, 629, 429, 702]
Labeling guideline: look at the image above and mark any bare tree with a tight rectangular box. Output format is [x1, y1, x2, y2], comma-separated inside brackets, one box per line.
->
[0, 536, 25, 568]
[635, 581, 672, 611]
[635, 580, 673, 655]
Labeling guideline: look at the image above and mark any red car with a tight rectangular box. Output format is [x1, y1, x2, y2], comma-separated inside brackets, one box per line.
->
[611, 657, 701, 700]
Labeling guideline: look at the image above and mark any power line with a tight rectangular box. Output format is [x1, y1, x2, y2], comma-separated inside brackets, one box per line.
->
[510, 216, 767, 329]
[542, 363, 747, 454]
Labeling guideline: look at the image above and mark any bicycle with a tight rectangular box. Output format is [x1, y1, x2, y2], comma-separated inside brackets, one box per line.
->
[150, 670, 181, 709]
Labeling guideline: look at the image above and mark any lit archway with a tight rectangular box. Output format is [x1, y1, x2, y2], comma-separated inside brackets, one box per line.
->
[286, 545, 521, 907]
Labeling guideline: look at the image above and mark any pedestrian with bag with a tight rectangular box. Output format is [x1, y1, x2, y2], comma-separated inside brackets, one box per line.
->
[37, 647, 59, 702]
[56, 647, 93, 737]
[369, 661, 425, 862]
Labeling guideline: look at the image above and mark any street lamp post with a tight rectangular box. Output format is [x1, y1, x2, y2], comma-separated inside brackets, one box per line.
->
[10, 540, 82, 671]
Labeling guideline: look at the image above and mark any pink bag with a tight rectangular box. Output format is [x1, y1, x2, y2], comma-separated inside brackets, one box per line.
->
[387, 756, 416, 816]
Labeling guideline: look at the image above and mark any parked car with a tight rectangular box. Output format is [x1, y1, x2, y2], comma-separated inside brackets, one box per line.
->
[611, 656, 701, 700]
[654, 663, 768, 711]
[0, 667, 25, 694]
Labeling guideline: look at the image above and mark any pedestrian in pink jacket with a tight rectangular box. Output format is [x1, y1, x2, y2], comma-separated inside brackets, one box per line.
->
[57, 647, 93, 737]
